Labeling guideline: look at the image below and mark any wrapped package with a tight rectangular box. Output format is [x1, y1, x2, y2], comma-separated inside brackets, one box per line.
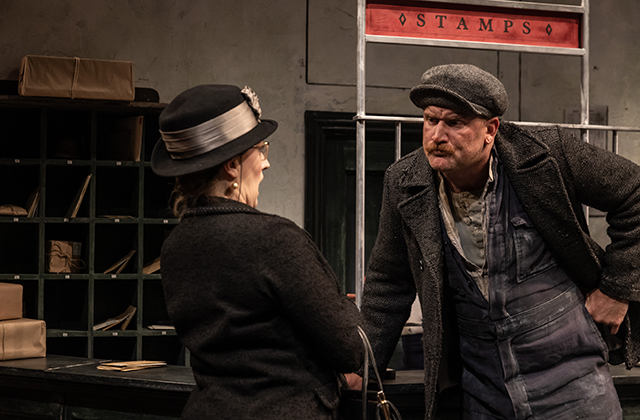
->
[0, 282, 23, 320]
[46, 240, 83, 273]
[0, 318, 46, 361]
[18, 55, 135, 101]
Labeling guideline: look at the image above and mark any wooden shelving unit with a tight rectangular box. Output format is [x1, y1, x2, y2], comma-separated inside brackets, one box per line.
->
[0, 93, 187, 365]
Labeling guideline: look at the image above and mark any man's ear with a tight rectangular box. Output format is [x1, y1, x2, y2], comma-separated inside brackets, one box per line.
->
[485, 117, 500, 142]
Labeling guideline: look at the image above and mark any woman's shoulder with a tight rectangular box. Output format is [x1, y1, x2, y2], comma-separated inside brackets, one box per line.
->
[252, 212, 309, 239]
[244, 212, 321, 255]
[182, 200, 307, 238]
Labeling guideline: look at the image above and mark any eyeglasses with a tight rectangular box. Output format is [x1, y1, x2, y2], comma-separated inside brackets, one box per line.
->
[253, 141, 269, 161]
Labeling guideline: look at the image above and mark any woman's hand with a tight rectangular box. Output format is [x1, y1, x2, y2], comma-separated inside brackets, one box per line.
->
[344, 373, 363, 390]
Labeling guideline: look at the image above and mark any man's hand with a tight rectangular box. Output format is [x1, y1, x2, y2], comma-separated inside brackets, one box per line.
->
[344, 373, 363, 390]
[584, 288, 629, 334]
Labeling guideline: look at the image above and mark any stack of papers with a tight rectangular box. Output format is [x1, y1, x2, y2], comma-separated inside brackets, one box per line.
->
[97, 360, 167, 372]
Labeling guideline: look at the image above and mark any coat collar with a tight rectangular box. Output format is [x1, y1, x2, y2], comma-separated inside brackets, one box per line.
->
[396, 121, 551, 189]
[493, 122, 601, 286]
[399, 148, 434, 189]
[183, 196, 261, 218]
[392, 123, 567, 261]
[494, 121, 551, 171]
[393, 122, 601, 304]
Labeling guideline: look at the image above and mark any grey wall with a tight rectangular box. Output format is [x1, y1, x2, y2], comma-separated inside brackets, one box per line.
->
[1, 0, 639, 235]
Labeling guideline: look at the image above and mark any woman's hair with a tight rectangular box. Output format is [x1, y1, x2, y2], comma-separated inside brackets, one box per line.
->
[171, 164, 223, 218]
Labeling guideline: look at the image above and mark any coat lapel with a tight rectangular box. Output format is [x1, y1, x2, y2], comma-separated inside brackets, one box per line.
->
[496, 123, 602, 286]
[393, 124, 602, 290]
[396, 151, 443, 276]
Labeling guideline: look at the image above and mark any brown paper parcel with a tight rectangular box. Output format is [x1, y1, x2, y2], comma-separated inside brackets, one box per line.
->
[0, 282, 23, 321]
[0, 318, 46, 361]
[47, 240, 83, 273]
[18, 55, 135, 101]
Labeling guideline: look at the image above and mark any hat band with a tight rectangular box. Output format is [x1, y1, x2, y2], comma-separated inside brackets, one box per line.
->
[160, 101, 258, 160]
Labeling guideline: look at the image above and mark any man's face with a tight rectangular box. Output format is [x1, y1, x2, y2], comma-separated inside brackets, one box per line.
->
[422, 106, 497, 180]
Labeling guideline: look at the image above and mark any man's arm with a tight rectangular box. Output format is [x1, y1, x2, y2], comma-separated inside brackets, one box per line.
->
[559, 128, 640, 302]
[557, 128, 640, 334]
[360, 167, 418, 374]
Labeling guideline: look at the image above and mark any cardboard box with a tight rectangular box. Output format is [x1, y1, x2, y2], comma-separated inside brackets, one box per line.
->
[18, 55, 135, 101]
[46, 240, 83, 273]
[0, 282, 23, 321]
[0, 318, 46, 361]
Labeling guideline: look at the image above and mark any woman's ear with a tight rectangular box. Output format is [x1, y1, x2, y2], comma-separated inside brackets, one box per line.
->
[222, 156, 241, 180]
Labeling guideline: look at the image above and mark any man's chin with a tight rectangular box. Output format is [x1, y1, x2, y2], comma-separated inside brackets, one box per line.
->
[427, 155, 452, 171]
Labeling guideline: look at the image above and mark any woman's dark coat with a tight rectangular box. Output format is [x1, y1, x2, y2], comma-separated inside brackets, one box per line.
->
[362, 122, 640, 419]
[162, 197, 363, 419]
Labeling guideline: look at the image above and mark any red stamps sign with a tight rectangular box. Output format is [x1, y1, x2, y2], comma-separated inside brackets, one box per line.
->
[366, 1, 581, 49]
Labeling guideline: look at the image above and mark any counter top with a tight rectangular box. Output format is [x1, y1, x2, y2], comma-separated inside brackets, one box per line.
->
[3, 356, 640, 420]
[0, 355, 195, 393]
[2, 355, 640, 392]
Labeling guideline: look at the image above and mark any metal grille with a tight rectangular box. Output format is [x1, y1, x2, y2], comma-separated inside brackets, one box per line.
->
[353, 0, 640, 307]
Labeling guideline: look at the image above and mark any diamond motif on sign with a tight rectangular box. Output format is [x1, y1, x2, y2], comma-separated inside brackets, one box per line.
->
[399, 13, 406, 26]
[546, 24, 553, 35]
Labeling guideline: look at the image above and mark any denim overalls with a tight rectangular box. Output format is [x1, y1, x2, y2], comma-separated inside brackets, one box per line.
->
[441, 160, 622, 419]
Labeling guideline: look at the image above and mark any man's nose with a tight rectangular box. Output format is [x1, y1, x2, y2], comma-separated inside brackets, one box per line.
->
[431, 121, 447, 142]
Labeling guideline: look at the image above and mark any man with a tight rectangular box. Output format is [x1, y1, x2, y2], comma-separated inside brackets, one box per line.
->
[359, 64, 640, 419]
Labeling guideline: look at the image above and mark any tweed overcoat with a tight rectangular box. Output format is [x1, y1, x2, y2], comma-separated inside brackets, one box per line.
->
[161, 197, 364, 420]
[362, 122, 640, 419]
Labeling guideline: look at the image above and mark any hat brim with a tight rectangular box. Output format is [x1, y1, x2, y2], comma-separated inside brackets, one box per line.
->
[151, 119, 277, 177]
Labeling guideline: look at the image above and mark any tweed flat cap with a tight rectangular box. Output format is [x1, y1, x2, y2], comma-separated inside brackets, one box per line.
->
[410, 64, 508, 118]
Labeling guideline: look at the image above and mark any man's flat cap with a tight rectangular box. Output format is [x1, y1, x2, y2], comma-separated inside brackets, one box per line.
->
[410, 64, 508, 118]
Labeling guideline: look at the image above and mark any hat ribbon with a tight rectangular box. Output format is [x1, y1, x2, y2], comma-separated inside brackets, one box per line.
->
[160, 101, 258, 160]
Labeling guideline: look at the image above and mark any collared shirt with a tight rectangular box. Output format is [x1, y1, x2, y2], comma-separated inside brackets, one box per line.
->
[438, 153, 497, 300]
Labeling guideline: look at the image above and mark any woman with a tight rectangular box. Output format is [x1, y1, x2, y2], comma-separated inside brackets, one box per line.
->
[151, 84, 364, 419]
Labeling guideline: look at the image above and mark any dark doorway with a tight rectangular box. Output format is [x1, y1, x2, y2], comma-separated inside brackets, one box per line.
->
[305, 111, 423, 293]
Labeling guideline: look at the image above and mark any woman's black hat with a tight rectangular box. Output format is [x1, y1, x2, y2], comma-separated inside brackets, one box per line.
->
[151, 84, 277, 177]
